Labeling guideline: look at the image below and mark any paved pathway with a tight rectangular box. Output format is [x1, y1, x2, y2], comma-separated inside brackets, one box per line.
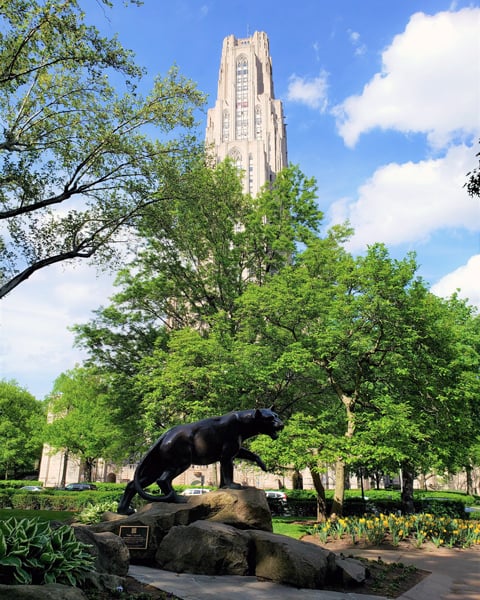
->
[129, 544, 480, 600]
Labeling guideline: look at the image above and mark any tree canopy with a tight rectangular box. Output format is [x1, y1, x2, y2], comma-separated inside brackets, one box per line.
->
[0, 0, 205, 298]
[0, 379, 45, 478]
[44, 366, 123, 481]
[72, 158, 480, 513]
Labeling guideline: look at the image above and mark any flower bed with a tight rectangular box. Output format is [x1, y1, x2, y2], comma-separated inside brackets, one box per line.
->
[309, 513, 480, 548]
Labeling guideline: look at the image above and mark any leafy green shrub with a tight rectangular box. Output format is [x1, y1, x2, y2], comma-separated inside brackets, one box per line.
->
[415, 498, 466, 519]
[0, 481, 42, 490]
[0, 491, 13, 509]
[10, 492, 42, 510]
[32, 491, 122, 512]
[286, 500, 317, 517]
[0, 518, 94, 585]
[77, 501, 119, 524]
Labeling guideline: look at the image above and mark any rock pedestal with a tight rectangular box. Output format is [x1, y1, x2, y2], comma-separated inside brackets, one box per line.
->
[88, 487, 366, 591]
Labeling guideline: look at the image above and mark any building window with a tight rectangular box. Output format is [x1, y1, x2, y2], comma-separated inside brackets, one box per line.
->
[236, 56, 248, 139]
[255, 105, 262, 139]
[222, 109, 229, 142]
[229, 147, 242, 172]
[248, 153, 253, 193]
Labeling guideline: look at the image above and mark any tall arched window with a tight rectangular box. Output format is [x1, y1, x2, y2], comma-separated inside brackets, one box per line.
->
[248, 153, 254, 193]
[255, 105, 262, 139]
[222, 109, 230, 142]
[229, 147, 242, 172]
[235, 56, 248, 139]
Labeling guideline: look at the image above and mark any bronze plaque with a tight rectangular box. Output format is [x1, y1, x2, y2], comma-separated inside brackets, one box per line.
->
[119, 525, 149, 550]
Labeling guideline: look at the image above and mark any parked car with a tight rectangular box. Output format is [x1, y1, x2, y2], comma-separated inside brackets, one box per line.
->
[19, 485, 44, 492]
[181, 488, 209, 496]
[64, 483, 97, 491]
[264, 490, 288, 515]
[264, 490, 287, 503]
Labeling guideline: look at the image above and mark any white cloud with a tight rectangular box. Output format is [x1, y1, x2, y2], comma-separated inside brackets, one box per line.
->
[431, 255, 480, 309]
[328, 144, 480, 251]
[348, 29, 366, 56]
[0, 261, 115, 398]
[349, 30, 360, 44]
[334, 8, 480, 148]
[287, 72, 329, 111]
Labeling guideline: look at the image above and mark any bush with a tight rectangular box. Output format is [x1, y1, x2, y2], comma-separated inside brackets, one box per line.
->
[10, 492, 42, 511]
[414, 498, 466, 519]
[0, 491, 13, 509]
[0, 518, 94, 585]
[0, 480, 42, 490]
[287, 499, 317, 517]
[76, 501, 119, 524]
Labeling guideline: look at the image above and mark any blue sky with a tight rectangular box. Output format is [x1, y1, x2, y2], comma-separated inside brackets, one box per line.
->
[1, 0, 479, 399]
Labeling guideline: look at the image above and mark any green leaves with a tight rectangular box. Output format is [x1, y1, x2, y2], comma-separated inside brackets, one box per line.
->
[0, 0, 206, 298]
[44, 366, 121, 477]
[0, 517, 94, 586]
[0, 380, 45, 478]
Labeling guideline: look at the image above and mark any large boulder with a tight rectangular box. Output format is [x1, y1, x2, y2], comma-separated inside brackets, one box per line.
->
[248, 529, 337, 588]
[187, 487, 272, 531]
[156, 521, 251, 575]
[71, 527, 130, 593]
[0, 583, 87, 599]
[72, 527, 130, 577]
[88, 487, 272, 564]
[152, 519, 365, 591]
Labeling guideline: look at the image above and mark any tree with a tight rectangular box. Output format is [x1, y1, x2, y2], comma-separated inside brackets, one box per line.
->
[465, 139, 480, 198]
[44, 367, 121, 482]
[0, 0, 205, 298]
[108, 161, 321, 331]
[0, 380, 44, 479]
[237, 241, 480, 514]
[73, 163, 322, 441]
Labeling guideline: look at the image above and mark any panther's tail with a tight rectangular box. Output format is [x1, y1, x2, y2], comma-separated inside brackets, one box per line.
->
[133, 477, 175, 502]
[132, 432, 176, 502]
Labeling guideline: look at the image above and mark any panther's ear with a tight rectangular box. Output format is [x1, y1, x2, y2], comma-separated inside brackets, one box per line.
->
[254, 408, 262, 419]
[269, 405, 276, 412]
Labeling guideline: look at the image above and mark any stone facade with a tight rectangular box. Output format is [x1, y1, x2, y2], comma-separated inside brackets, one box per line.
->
[205, 31, 287, 196]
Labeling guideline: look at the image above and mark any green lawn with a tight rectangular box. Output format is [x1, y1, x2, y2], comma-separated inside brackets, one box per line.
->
[272, 517, 312, 539]
[0, 508, 75, 522]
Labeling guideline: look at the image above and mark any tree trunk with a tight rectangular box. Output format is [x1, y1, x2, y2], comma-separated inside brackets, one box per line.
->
[401, 464, 415, 514]
[83, 458, 94, 482]
[465, 464, 473, 496]
[331, 459, 345, 517]
[60, 451, 69, 488]
[309, 466, 327, 522]
[329, 387, 356, 518]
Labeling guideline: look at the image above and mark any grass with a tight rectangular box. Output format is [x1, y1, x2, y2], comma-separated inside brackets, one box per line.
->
[272, 516, 312, 539]
[0, 508, 75, 522]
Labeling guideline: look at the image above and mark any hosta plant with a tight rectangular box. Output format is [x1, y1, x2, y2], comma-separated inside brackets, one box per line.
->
[0, 518, 94, 586]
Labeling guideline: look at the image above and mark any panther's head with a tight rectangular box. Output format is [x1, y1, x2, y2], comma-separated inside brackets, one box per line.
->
[254, 407, 284, 439]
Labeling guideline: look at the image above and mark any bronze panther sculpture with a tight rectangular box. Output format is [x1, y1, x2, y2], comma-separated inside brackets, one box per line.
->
[117, 407, 284, 514]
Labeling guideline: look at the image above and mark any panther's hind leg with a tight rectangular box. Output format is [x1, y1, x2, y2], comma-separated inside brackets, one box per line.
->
[156, 466, 189, 503]
[117, 480, 137, 514]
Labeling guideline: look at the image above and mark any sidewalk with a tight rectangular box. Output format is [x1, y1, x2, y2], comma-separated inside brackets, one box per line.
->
[129, 545, 480, 600]
[348, 545, 480, 600]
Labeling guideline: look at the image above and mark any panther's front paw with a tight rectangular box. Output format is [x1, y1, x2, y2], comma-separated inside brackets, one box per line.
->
[117, 506, 135, 515]
[223, 482, 243, 490]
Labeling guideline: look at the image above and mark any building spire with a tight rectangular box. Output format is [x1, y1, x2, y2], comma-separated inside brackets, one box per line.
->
[205, 32, 287, 196]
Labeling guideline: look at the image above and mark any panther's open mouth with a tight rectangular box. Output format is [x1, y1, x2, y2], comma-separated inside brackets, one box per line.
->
[270, 423, 284, 439]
